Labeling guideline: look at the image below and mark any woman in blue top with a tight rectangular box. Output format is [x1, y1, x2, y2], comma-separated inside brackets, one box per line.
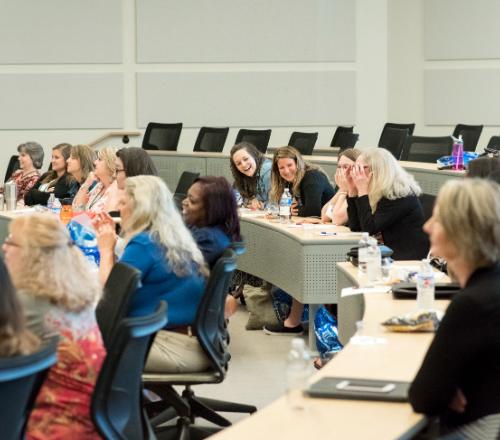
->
[230, 142, 272, 209]
[95, 175, 209, 373]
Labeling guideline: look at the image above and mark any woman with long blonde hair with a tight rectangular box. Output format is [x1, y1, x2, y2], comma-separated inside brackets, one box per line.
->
[345, 147, 428, 259]
[95, 175, 209, 373]
[2, 213, 105, 438]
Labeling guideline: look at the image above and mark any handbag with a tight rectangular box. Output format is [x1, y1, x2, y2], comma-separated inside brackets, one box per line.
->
[347, 245, 393, 266]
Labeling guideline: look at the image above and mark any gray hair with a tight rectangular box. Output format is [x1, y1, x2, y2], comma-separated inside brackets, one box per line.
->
[17, 142, 44, 169]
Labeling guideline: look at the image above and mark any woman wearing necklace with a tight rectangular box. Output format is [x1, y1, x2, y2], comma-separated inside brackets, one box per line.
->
[6, 142, 44, 203]
[72, 146, 120, 213]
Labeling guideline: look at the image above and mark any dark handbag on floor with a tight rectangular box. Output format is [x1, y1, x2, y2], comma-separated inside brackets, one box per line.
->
[347, 245, 393, 266]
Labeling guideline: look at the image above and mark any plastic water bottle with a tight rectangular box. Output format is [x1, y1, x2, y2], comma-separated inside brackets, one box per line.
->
[47, 193, 55, 210]
[451, 135, 464, 170]
[279, 188, 292, 223]
[366, 237, 382, 284]
[416, 259, 435, 310]
[51, 197, 62, 215]
[286, 338, 311, 410]
[357, 232, 370, 286]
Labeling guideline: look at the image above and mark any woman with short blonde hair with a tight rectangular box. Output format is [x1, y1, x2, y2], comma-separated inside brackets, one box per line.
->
[345, 147, 428, 259]
[410, 179, 500, 437]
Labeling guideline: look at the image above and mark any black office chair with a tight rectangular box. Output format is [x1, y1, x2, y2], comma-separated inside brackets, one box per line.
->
[234, 129, 272, 154]
[336, 132, 360, 152]
[142, 122, 183, 151]
[288, 131, 318, 156]
[143, 250, 256, 438]
[4, 155, 20, 183]
[193, 127, 229, 153]
[419, 193, 436, 223]
[401, 135, 453, 163]
[452, 124, 483, 151]
[0, 336, 58, 440]
[378, 123, 415, 148]
[378, 127, 409, 159]
[92, 301, 167, 440]
[173, 171, 200, 211]
[330, 126, 354, 148]
[485, 135, 500, 154]
[96, 262, 142, 351]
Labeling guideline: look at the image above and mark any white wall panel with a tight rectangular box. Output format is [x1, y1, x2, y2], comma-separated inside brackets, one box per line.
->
[424, 0, 500, 60]
[0, 0, 122, 64]
[0, 74, 123, 129]
[424, 69, 500, 125]
[137, 0, 355, 63]
[137, 71, 356, 128]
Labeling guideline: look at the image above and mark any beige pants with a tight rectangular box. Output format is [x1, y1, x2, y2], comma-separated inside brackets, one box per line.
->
[145, 330, 211, 373]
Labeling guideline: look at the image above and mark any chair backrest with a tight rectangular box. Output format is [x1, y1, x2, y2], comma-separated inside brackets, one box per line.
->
[97, 262, 142, 351]
[452, 124, 483, 151]
[142, 122, 183, 151]
[330, 126, 354, 147]
[4, 155, 20, 183]
[234, 129, 272, 154]
[401, 135, 453, 163]
[378, 127, 409, 159]
[337, 132, 360, 152]
[173, 171, 200, 211]
[194, 249, 237, 381]
[0, 336, 58, 440]
[288, 131, 318, 156]
[419, 193, 436, 223]
[378, 122, 415, 147]
[92, 301, 167, 440]
[486, 135, 500, 152]
[193, 127, 229, 152]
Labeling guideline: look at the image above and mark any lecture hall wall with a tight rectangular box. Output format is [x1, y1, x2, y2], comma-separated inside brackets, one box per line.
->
[0, 0, 499, 178]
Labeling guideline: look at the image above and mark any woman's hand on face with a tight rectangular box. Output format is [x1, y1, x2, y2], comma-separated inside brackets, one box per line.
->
[83, 172, 96, 188]
[95, 222, 117, 254]
[342, 167, 357, 197]
[336, 167, 349, 192]
[351, 164, 372, 196]
[248, 198, 264, 210]
[449, 388, 467, 413]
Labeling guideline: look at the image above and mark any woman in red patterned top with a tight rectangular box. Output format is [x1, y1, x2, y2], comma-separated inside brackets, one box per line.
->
[6, 142, 45, 202]
[2, 213, 105, 439]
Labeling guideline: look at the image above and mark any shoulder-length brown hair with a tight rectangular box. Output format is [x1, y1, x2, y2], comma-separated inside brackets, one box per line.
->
[40, 143, 74, 186]
[229, 142, 267, 200]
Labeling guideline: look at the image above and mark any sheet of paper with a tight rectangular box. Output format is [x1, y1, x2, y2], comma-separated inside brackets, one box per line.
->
[341, 286, 392, 297]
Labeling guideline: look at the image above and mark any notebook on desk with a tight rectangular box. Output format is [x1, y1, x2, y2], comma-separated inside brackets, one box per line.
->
[307, 377, 410, 402]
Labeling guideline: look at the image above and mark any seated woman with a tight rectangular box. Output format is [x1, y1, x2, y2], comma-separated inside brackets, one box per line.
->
[24, 143, 74, 206]
[182, 176, 240, 268]
[72, 146, 120, 213]
[409, 179, 500, 438]
[467, 156, 500, 179]
[115, 146, 159, 190]
[66, 144, 97, 202]
[95, 176, 208, 373]
[346, 147, 429, 260]
[270, 146, 335, 218]
[0, 258, 39, 357]
[230, 142, 272, 209]
[2, 213, 105, 439]
[6, 142, 44, 203]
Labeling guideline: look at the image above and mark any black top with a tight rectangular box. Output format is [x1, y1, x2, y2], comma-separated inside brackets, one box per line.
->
[346, 194, 428, 260]
[409, 264, 500, 430]
[295, 169, 335, 217]
[24, 172, 76, 206]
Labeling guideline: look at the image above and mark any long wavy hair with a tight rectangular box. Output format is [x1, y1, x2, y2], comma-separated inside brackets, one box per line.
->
[70, 144, 96, 183]
[121, 176, 208, 278]
[8, 214, 102, 312]
[359, 147, 421, 212]
[270, 146, 327, 202]
[0, 258, 40, 357]
[229, 142, 268, 200]
[40, 143, 73, 186]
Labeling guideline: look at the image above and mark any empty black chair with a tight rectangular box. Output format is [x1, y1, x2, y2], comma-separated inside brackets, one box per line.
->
[96, 262, 142, 350]
[452, 124, 483, 151]
[419, 193, 436, 223]
[330, 126, 354, 148]
[173, 171, 200, 210]
[92, 301, 167, 440]
[143, 250, 256, 438]
[4, 155, 20, 183]
[378, 127, 409, 159]
[485, 135, 500, 153]
[193, 127, 229, 153]
[234, 129, 272, 154]
[142, 122, 183, 151]
[378, 123, 415, 148]
[401, 135, 453, 163]
[288, 131, 318, 156]
[0, 337, 58, 440]
[336, 132, 360, 152]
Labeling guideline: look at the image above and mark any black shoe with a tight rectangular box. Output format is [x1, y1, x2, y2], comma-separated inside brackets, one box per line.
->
[263, 323, 304, 335]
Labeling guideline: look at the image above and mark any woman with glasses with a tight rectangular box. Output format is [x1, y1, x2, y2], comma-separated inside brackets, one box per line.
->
[115, 147, 158, 190]
[345, 147, 429, 260]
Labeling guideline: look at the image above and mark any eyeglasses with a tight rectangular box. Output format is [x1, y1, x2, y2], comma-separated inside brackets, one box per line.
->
[116, 168, 126, 174]
[4, 235, 20, 247]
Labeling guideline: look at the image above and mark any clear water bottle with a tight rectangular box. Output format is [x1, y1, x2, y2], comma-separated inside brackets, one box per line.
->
[451, 135, 464, 170]
[47, 193, 55, 210]
[286, 338, 311, 410]
[366, 237, 382, 284]
[416, 259, 435, 310]
[357, 232, 370, 286]
[51, 197, 62, 215]
[279, 188, 292, 223]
